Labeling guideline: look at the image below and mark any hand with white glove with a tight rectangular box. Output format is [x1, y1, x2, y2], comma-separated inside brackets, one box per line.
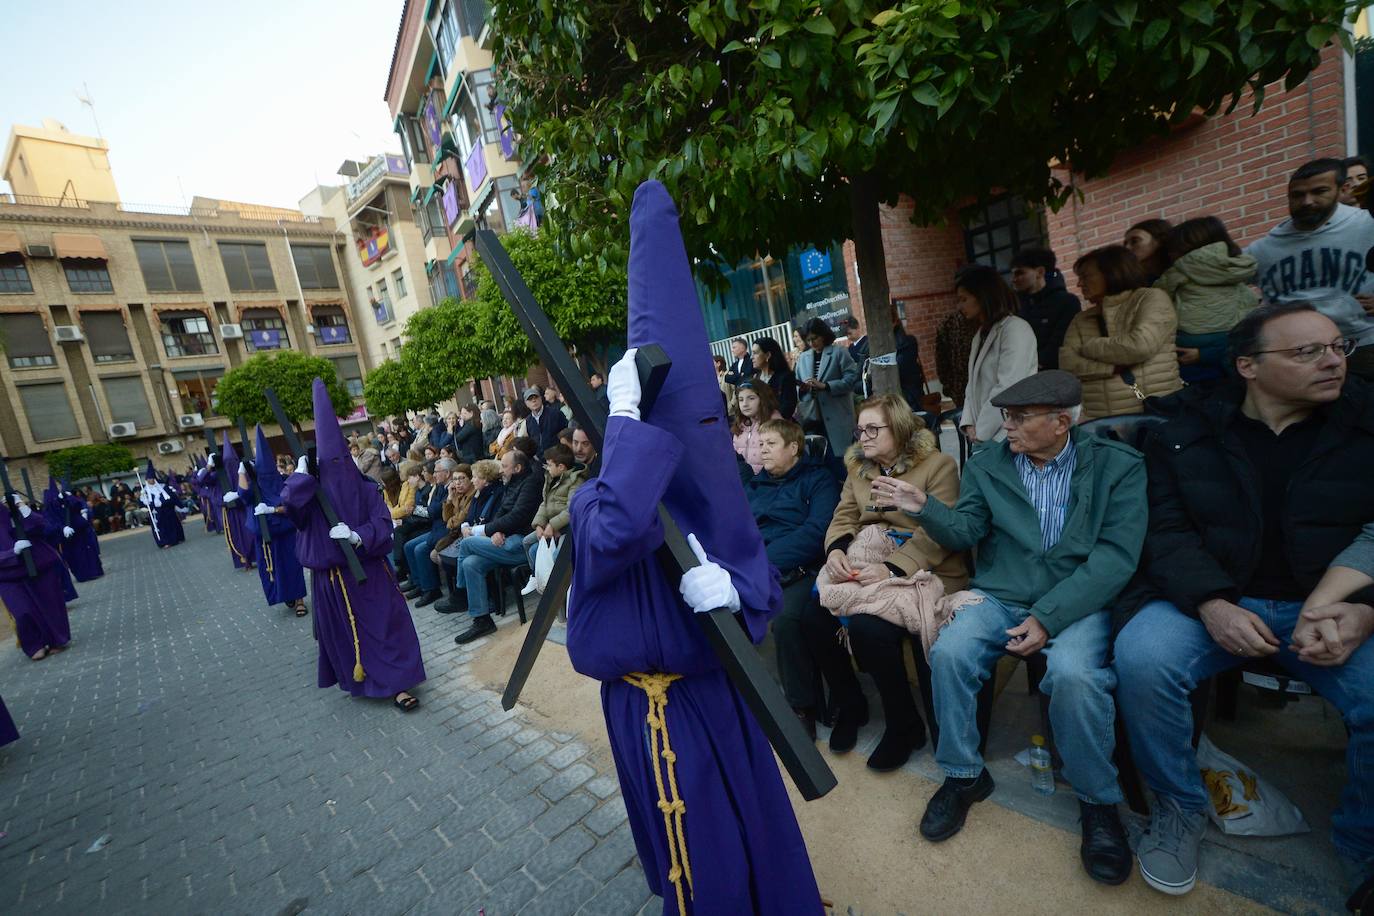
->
[607, 347, 642, 421]
[678, 533, 741, 614]
[208, 455, 218, 469]
[253, 502, 273, 516]
[18, 502, 32, 518]
[223, 492, 240, 504]
[329, 522, 362, 547]
[81, 509, 89, 519]
[238, 462, 247, 475]
[12, 539, 31, 554]
[62, 526, 75, 538]
[296, 455, 309, 475]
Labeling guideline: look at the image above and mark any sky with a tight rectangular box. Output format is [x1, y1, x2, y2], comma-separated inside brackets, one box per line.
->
[1, 0, 404, 210]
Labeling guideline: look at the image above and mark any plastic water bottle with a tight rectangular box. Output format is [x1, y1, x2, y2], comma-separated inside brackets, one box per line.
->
[1029, 734, 1055, 796]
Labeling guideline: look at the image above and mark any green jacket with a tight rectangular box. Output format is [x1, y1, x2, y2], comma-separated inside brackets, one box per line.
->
[532, 464, 587, 533]
[1153, 241, 1257, 335]
[915, 428, 1146, 635]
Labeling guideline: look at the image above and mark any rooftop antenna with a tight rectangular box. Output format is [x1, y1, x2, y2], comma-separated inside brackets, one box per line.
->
[76, 83, 104, 140]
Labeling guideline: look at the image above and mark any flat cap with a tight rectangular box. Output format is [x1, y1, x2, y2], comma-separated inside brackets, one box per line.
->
[990, 370, 1083, 409]
[522, 387, 543, 400]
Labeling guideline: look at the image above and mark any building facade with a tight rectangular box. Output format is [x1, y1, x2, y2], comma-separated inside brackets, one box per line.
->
[0, 123, 368, 481]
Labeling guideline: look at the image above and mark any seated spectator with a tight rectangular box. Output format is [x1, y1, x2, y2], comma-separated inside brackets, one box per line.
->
[422, 445, 438, 463]
[796, 317, 862, 458]
[394, 462, 437, 585]
[451, 449, 543, 644]
[546, 387, 573, 422]
[379, 467, 404, 519]
[956, 265, 1038, 445]
[1061, 245, 1182, 418]
[1123, 218, 1174, 284]
[1155, 216, 1257, 386]
[744, 419, 840, 739]
[522, 388, 568, 458]
[878, 370, 1146, 885]
[428, 414, 453, 452]
[382, 444, 402, 469]
[556, 427, 574, 450]
[424, 466, 477, 585]
[351, 441, 382, 482]
[438, 446, 457, 462]
[492, 407, 520, 457]
[435, 460, 505, 613]
[732, 381, 782, 475]
[402, 460, 466, 607]
[1010, 247, 1081, 370]
[1113, 303, 1373, 902]
[520, 444, 588, 592]
[803, 394, 967, 770]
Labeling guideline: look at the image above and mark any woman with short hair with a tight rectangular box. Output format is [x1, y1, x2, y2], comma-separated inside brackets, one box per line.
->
[794, 317, 861, 457]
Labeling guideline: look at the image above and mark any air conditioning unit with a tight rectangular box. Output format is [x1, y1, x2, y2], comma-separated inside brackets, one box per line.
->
[25, 244, 54, 259]
[178, 412, 204, 429]
[157, 439, 185, 455]
[108, 422, 137, 438]
[53, 325, 84, 343]
[219, 323, 244, 339]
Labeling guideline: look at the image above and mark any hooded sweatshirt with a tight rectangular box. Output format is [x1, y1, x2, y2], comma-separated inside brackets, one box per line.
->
[1245, 203, 1374, 345]
[1154, 242, 1258, 335]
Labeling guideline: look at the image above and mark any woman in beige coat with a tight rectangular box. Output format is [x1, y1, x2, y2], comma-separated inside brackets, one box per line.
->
[1061, 245, 1183, 419]
[957, 266, 1039, 445]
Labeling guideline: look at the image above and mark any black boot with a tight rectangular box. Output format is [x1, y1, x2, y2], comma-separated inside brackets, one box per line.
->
[793, 707, 817, 742]
[919, 769, 994, 842]
[454, 614, 496, 645]
[827, 695, 869, 754]
[866, 721, 927, 772]
[435, 589, 468, 614]
[1079, 802, 1131, 886]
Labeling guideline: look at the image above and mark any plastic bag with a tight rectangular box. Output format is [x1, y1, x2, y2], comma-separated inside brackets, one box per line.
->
[1195, 734, 1309, 836]
[533, 536, 559, 593]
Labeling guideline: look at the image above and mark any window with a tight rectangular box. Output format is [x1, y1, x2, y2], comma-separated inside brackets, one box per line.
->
[0, 252, 33, 293]
[81, 311, 136, 363]
[17, 383, 79, 441]
[1, 312, 55, 368]
[420, 193, 445, 243]
[392, 269, 407, 299]
[331, 355, 364, 398]
[435, 10, 458, 71]
[218, 242, 276, 291]
[460, 261, 477, 299]
[159, 310, 219, 357]
[63, 258, 113, 293]
[291, 245, 339, 289]
[134, 240, 201, 292]
[101, 376, 154, 429]
[398, 115, 430, 168]
[313, 304, 351, 344]
[241, 308, 289, 351]
[962, 196, 1047, 277]
[376, 278, 389, 303]
[173, 367, 225, 417]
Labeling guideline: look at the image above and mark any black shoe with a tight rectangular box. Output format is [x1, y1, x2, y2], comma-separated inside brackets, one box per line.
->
[414, 590, 442, 608]
[818, 697, 838, 729]
[454, 615, 496, 645]
[919, 770, 994, 842]
[827, 697, 870, 754]
[435, 591, 469, 614]
[794, 708, 817, 742]
[866, 723, 927, 772]
[403, 588, 423, 600]
[1079, 802, 1132, 886]
[396, 579, 412, 591]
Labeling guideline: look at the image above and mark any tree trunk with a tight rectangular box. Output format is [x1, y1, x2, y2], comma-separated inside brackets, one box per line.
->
[848, 173, 898, 397]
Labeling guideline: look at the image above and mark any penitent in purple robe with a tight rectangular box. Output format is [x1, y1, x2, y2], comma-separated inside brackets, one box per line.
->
[565, 181, 820, 915]
[0, 693, 17, 747]
[42, 480, 103, 581]
[194, 461, 222, 534]
[219, 440, 256, 570]
[0, 507, 72, 658]
[143, 481, 185, 548]
[246, 424, 306, 606]
[280, 380, 424, 698]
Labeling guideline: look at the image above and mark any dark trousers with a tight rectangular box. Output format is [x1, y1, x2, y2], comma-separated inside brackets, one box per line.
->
[767, 577, 828, 710]
[802, 603, 926, 735]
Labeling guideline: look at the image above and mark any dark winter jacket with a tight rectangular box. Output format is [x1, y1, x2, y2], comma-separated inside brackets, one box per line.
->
[486, 468, 543, 538]
[744, 456, 841, 573]
[1019, 270, 1082, 370]
[1117, 378, 1374, 626]
[453, 422, 483, 463]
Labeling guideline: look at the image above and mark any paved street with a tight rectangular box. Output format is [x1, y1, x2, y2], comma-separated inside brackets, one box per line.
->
[0, 526, 654, 915]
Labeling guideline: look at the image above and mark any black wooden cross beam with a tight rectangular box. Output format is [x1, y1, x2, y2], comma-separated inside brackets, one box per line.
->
[475, 228, 836, 801]
[0, 456, 38, 578]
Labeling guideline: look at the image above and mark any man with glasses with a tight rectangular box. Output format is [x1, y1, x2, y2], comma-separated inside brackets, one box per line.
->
[870, 369, 1146, 886]
[1114, 302, 1374, 902]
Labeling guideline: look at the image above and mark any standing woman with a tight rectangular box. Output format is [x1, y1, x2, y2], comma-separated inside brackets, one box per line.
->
[787, 327, 807, 372]
[957, 265, 1039, 446]
[1123, 219, 1174, 285]
[732, 381, 783, 475]
[795, 317, 861, 458]
[752, 336, 798, 420]
[1060, 245, 1183, 419]
[452, 405, 483, 463]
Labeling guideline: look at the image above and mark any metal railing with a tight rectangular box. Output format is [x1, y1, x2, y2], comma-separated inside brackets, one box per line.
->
[0, 194, 321, 224]
[708, 321, 794, 361]
[0, 193, 90, 208]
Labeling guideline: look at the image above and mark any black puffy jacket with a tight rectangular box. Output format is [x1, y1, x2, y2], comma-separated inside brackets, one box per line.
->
[1117, 378, 1374, 626]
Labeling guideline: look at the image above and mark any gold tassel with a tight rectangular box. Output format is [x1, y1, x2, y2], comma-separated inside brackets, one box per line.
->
[330, 568, 366, 683]
[222, 507, 247, 565]
[622, 672, 692, 913]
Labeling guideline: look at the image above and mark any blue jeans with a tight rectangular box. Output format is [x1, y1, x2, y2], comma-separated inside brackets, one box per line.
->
[404, 531, 441, 592]
[929, 590, 1121, 804]
[455, 534, 529, 619]
[1115, 598, 1374, 862]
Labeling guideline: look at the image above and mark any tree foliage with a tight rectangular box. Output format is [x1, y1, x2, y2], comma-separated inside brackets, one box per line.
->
[45, 444, 136, 483]
[215, 351, 354, 424]
[363, 355, 434, 418]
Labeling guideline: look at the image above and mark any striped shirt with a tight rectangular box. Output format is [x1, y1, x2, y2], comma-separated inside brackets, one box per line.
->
[1014, 438, 1077, 552]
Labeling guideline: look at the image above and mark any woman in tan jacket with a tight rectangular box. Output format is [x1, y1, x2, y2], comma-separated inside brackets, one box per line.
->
[1060, 245, 1183, 419]
[802, 394, 969, 773]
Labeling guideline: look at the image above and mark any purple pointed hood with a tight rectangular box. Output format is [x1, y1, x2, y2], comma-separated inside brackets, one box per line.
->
[42, 476, 64, 527]
[312, 378, 374, 526]
[220, 435, 241, 488]
[625, 180, 774, 618]
[254, 424, 285, 505]
[145, 458, 159, 483]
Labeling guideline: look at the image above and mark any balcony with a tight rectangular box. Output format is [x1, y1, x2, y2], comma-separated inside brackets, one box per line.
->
[356, 225, 393, 267]
[345, 155, 410, 207]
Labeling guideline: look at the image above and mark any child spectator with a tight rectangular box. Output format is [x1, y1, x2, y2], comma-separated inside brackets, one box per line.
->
[521, 444, 588, 593]
[731, 381, 782, 474]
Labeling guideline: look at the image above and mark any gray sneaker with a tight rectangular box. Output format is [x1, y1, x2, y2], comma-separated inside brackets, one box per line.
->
[1137, 797, 1207, 895]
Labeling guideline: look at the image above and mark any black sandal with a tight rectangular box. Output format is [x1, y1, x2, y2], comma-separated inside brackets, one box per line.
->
[293, 601, 308, 617]
[393, 692, 419, 712]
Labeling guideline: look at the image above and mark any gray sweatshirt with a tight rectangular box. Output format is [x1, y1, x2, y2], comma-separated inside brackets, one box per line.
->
[1333, 521, 1374, 577]
[1245, 204, 1374, 345]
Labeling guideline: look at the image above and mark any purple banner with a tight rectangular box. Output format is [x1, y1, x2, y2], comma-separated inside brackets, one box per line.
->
[250, 328, 283, 350]
[464, 142, 487, 193]
[385, 154, 408, 175]
[496, 104, 516, 159]
[373, 299, 390, 323]
[424, 99, 442, 148]
[319, 324, 350, 345]
[442, 181, 461, 226]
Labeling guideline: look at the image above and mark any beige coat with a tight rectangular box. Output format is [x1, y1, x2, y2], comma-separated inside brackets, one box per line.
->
[1060, 287, 1183, 419]
[824, 428, 970, 590]
[963, 315, 1039, 442]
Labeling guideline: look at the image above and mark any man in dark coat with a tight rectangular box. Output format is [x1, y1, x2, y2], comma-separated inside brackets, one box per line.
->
[521, 388, 568, 458]
[1114, 303, 1374, 903]
[1010, 247, 1082, 370]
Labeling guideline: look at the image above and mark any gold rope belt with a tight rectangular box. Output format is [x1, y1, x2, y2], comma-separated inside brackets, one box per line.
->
[222, 507, 247, 564]
[328, 567, 366, 683]
[262, 533, 275, 582]
[622, 672, 692, 913]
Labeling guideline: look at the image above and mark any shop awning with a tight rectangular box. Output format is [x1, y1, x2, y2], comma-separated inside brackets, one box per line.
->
[0, 230, 22, 255]
[52, 233, 108, 260]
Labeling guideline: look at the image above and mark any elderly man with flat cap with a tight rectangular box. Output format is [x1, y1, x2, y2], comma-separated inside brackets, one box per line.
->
[871, 369, 1147, 886]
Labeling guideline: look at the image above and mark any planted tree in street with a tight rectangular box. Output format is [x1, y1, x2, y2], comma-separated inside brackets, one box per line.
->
[45, 444, 136, 487]
[492, 0, 1353, 394]
[216, 352, 354, 425]
[362, 353, 435, 418]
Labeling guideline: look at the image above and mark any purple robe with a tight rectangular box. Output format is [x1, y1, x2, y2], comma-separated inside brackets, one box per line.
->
[248, 426, 306, 606]
[0, 694, 17, 747]
[0, 510, 72, 657]
[281, 473, 424, 696]
[194, 468, 222, 533]
[219, 441, 255, 569]
[145, 484, 185, 547]
[54, 493, 103, 581]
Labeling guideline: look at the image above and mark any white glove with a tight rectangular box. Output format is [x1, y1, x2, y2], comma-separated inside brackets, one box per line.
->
[81, 509, 89, 519]
[607, 347, 642, 421]
[208, 455, 217, 468]
[223, 492, 240, 504]
[471, 524, 486, 537]
[238, 462, 247, 475]
[63, 526, 75, 538]
[12, 539, 31, 554]
[679, 533, 741, 614]
[413, 506, 428, 518]
[18, 503, 32, 518]
[296, 455, 309, 475]
[329, 522, 362, 547]
[13, 493, 27, 506]
[253, 502, 272, 516]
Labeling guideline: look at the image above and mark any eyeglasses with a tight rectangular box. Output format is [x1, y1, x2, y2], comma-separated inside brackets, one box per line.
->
[1248, 337, 1355, 363]
[853, 424, 890, 440]
[999, 408, 1060, 425]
